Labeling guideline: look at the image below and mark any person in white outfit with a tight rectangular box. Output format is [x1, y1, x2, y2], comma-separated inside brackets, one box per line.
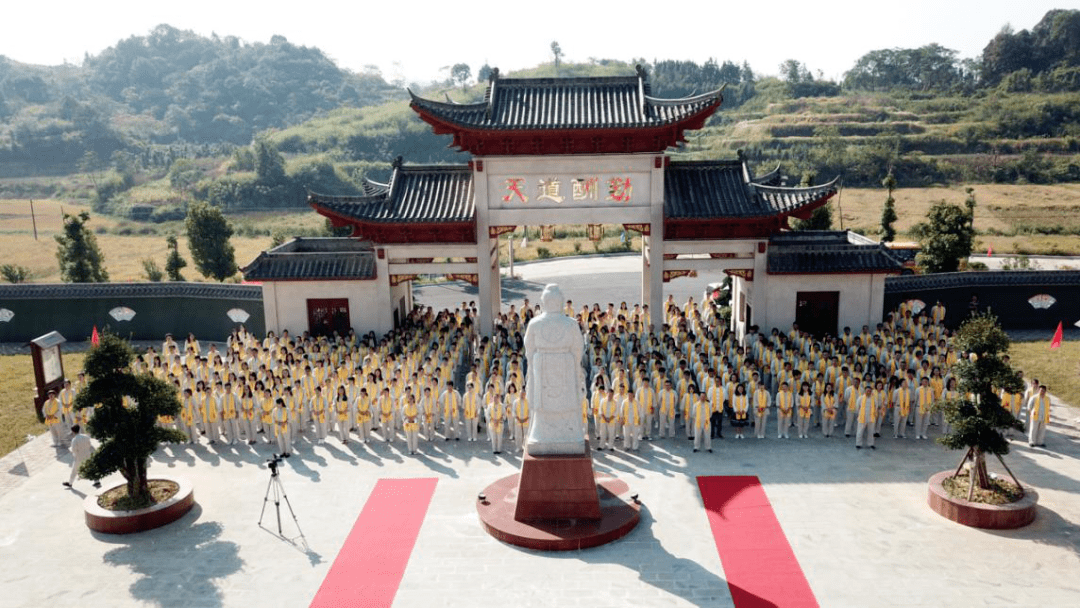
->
[64, 425, 100, 489]
[1028, 385, 1051, 447]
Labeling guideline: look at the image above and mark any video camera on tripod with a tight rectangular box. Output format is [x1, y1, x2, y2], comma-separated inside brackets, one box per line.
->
[259, 453, 304, 544]
[266, 453, 284, 474]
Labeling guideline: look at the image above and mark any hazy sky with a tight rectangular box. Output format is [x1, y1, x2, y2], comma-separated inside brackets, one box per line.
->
[1, 1, 1068, 83]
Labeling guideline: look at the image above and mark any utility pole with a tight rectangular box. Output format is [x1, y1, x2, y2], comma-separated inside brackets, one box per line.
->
[508, 232, 515, 278]
[29, 199, 38, 240]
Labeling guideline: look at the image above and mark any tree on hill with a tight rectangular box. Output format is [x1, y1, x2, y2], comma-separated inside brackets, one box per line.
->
[911, 192, 975, 273]
[792, 171, 833, 230]
[880, 172, 898, 242]
[845, 44, 965, 92]
[935, 312, 1025, 495]
[551, 41, 563, 73]
[74, 332, 186, 509]
[255, 140, 286, 186]
[55, 212, 108, 283]
[164, 235, 187, 281]
[451, 63, 471, 90]
[185, 202, 237, 281]
[981, 10, 1080, 86]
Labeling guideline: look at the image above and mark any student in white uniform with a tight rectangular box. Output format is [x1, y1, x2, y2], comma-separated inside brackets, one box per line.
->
[63, 425, 100, 489]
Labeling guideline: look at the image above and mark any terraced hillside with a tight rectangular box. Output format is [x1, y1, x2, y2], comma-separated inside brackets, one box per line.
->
[682, 85, 1080, 188]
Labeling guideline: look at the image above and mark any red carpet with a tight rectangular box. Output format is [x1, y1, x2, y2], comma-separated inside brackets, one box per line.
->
[697, 476, 818, 608]
[310, 478, 437, 608]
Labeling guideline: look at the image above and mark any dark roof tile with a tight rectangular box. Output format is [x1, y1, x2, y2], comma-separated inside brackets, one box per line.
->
[309, 164, 474, 224]
[242, 238, 376, 281]
[665, 160, 837, 219]
[885, 270, 1080, 292]
[0, 283, 262, 300]
[768, 231, 905, 274]
[410, 74, 723, 131]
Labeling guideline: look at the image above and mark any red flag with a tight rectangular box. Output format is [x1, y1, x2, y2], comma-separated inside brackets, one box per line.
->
[91, 326, 100, 347]
[1050, 321, 1063, 349]
[987, 245, 993, 256]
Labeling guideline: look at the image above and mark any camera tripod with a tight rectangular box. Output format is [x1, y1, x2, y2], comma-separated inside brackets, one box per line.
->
[258, 456, 305, 544]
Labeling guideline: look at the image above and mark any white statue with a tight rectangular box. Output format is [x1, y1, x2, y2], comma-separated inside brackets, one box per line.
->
[524, 284, 587, 456]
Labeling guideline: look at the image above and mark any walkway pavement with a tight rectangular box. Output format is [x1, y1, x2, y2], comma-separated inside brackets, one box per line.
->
[2, 397, 1078, 607]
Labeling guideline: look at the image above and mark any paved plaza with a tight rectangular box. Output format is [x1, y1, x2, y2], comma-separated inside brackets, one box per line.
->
[2, 387, 1079, 607]
[3, 256, 1079, 608]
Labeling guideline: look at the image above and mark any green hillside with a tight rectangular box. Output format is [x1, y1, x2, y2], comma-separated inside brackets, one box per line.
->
[0, 10, 1078, 217]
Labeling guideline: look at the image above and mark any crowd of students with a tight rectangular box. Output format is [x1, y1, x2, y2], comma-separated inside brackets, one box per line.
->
[40, 296, 1056, 458]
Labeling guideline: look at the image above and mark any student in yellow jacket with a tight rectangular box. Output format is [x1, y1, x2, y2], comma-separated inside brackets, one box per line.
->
[619, 387, 640, 451]
[658, 380, 679, 439]
[378, 388, 396, 442]
[692, 390, 712, 453]
[915, 377, 935, 440]
[402, 394, 421, 454]
[273, 398, 292, 457]
[598, 388, 620, 451]
[486, 393, 506, 454]
[43, 391, 65, 446]
[796, 383, 814, 439]
[892, 379, 912, 439]
[240, 386, 257, 445]
[355, 388, 373, 443]
[854, 385, 877, 450]
[440, 381, 461, 442]
[462, 383, 482, 442]
[334, 386, 352, 444]
[775, 382, 794, 439]
[511, 389, 530, 452]
[179, 389, 197, 443]
[820, 384, 838, 438]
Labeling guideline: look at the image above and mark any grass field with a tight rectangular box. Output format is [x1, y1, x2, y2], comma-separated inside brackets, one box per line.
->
[0, 352, 85, 458]
[3, 183, 1080, 282]
[0, 199, 322, 282]
[1009, 340, 1080, 417]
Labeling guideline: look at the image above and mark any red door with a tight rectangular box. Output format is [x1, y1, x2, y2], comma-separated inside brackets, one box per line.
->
[307, 298, 350, 337]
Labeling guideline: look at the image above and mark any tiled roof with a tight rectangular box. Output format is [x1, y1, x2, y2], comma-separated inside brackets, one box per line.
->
[767, 231, 905, 274]
[750, 163, 783, 186]
[664, 160, 838, 219]
[409, 72, 723, 132]
[0, 283, 263, 300]
[309, 164, 474, 224]
[885, 270, 1080, 292]
[242, 238, 377, 281]
[361, 177, 389, 196]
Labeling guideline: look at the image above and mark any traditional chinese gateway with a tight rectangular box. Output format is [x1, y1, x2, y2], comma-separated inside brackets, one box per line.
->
[243, 67, 904, 338]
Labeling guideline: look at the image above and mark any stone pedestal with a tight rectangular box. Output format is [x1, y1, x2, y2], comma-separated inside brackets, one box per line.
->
[514, 443, 601, 521]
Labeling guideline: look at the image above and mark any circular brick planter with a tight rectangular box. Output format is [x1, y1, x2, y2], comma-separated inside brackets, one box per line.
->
[927, 470, 1037, 529]
[84, 475, 195, 534]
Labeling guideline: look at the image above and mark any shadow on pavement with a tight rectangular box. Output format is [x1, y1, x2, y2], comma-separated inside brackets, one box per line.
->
[96, 505, 243, 608]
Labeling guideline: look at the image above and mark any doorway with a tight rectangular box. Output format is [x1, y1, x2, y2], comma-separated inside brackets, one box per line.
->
[307, 298, 350, 337]
[795, 291, 839, 338]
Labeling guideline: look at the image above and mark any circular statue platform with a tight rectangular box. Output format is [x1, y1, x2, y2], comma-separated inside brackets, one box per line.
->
[477, 472, 640, 551]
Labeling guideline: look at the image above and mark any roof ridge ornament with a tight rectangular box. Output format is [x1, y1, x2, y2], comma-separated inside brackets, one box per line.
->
[486, 67, 498, 120]
[636, 64, 648, 120]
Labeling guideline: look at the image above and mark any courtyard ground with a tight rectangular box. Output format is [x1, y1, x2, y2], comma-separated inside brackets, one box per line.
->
[2, 256, 1078, 607]
[1, 393, 1078, 608]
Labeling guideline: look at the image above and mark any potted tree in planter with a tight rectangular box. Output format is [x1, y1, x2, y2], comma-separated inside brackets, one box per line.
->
[927, 311, 1037, 529]
[75, 331, 195, 533]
